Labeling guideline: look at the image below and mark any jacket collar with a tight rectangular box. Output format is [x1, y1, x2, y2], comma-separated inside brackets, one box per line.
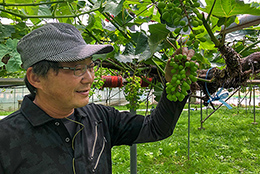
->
[21, 95, 88, 127]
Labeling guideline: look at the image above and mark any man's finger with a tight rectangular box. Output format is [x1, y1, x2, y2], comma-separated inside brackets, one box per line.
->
[182, 47, 188, 56]
[187, 49, 195, 58]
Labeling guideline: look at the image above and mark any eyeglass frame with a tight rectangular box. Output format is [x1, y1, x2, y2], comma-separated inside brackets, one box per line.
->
[58, 61, 99, 77]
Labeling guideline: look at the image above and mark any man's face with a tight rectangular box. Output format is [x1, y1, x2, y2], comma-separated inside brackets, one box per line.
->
[37, 58, 95, 111]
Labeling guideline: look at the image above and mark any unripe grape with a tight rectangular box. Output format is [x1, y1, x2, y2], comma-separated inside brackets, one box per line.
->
[186, 40, 192, 46]
[185, 61, 190, 67]
[178, 65, 184, 70]
[186, 78, 192, 85]
[162, 12, 170, 21]
[192, 20, 199, 27]
[175, 7, 182, 14]
[158, 2, 166, 9]
[171, 76, 177, 83]
[196, 13, 203, 20]
[171, 69, 177, 74]
[183, 26, 189, 32]
[173, 63, 179, 69]
[180, 20, 186, 26]
[193, 2, 200, 7]
[180, 69, 186, 74]
[174, 28, 181, 34]
[167, 3, 174, 9]
[194, 40, 199, 48]
[189, 33, 195, 39]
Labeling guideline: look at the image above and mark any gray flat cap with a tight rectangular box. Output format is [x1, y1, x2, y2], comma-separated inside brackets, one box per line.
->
[17, 23, 114, 69]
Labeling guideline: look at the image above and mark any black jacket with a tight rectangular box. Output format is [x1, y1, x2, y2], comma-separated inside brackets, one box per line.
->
[0, 90, 187, 174]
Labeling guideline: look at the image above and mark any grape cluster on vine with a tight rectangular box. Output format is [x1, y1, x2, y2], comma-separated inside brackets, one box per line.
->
[124, 74, 144, 110]
[157, 0, 206, 49]
[166, 54, 198, 102]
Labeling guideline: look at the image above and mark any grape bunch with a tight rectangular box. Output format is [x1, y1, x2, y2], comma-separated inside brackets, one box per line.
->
[166, 54, 198, 102]
[157, 0, 206, 49]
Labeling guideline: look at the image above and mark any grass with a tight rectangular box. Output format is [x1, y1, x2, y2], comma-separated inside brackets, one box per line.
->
[1, 104, 259, 173]
[112, 105, 260, 174]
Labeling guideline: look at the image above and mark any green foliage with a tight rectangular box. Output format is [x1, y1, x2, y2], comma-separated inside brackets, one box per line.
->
[1, 0, 260, 109]
[203, 0, 260, 17]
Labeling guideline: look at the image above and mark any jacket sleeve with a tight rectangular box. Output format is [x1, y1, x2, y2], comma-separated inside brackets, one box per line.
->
[133, 88, 188, 144]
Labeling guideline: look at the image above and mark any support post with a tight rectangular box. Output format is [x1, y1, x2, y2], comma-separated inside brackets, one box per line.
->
[252, 86, 258, 125]
[198, 90, 205, 130]
[130, 108, 137, 174]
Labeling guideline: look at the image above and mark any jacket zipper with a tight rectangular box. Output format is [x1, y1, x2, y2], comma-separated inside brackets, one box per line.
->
[91, 121, 99, 158]
[92, 137, 106, 172]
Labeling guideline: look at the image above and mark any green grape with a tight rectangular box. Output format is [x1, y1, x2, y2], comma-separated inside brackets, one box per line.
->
[178, 65, 184, 70]
[175, 7, 182, 14]
[167, 94, 173, 101]
[180, 69, 186, 74]
[172, 95, 178, 102]
[173, 63, 179, 69]
[192, 20, 199, 27]
[182, 81, 190, 90]
[171, 86, 176, 92]
[180, 20, 186, 26]
[196, 13, 203, 20]
[174, 28, 181, 34]
[176, 80, 181, 85]
[191, 65, 198, 72]
[186, 40, 192, 46]
[177, 74, 182, 80]
[171, 76, 177, 83]
[171, 68, 177, 74]
[181, 74, 186, 79]
[179, 93, 185, 101]
[162, 12, 170, 21]
[186, 78, 192, 85]
[183, 26, 189, 32]
[185, 61, 190, 67]
[194, 40, 199, 48]
[158, 2, 166, 9]
[189, 33, 195, 39]
[199, 28, 205, 33]
[190, 61, 195, 67]
[167, 3, 174, 9]
[193, 2, 200, 7]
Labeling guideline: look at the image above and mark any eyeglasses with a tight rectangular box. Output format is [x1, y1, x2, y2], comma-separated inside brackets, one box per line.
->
[58, 62, 99, 77]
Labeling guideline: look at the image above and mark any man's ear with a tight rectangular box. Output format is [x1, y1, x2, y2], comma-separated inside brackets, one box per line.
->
[26, 67, 42, 89]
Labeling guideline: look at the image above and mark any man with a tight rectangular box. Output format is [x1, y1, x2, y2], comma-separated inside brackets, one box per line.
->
[0, 23, 194, 173]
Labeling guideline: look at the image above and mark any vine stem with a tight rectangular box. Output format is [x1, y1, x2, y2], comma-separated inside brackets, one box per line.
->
[201, 13, 220, 47]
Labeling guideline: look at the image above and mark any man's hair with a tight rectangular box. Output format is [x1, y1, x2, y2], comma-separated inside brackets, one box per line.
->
[24, 61, 60, 97]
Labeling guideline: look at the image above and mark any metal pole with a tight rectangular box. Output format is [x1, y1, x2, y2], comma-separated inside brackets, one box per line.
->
[252, 86, 258, 125]
[198, 90, 205, 130]
[188, 96, 191, 160]
[130, 108, 137, 174]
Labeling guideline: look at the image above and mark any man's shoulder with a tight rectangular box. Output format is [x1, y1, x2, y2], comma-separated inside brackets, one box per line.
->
[0, 110, 22, 124]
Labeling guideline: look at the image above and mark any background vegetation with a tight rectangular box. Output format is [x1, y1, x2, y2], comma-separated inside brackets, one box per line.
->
[111, 104, 260, 173]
